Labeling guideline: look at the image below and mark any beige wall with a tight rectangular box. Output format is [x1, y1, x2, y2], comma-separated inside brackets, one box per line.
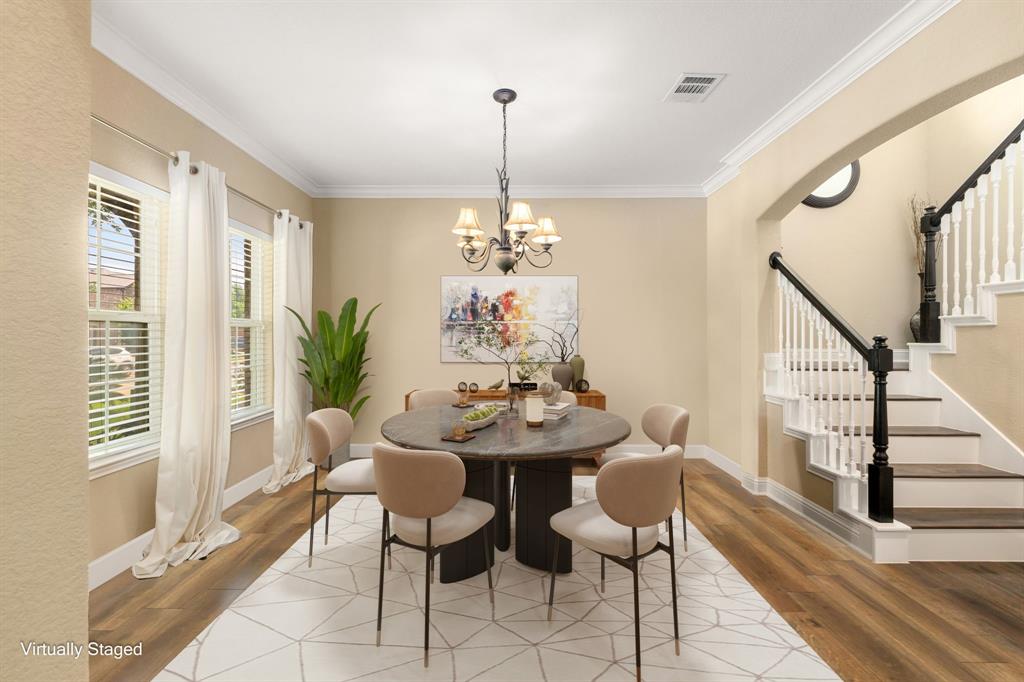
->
[780, 76, 1024, 347]
[87, 52, 313, 560]
[706, 0, 1024, 479]
[765, 404, 833, 510]
[0, 1, 91, 679]
[312, 198, 708, 446]
[932, 293, 1024, 450]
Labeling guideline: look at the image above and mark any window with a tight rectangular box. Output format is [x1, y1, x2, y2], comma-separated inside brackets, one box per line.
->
[87, 165, 167, 459]
[228, 221, 273, 416]
[802, 160, 861, 208]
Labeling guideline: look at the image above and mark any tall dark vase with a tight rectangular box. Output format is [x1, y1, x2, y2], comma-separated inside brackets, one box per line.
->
[551, 363, 573, 391]
[909, 272, 924, 342]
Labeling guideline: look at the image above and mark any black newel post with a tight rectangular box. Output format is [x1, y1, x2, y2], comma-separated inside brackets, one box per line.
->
[868, 336, 894, 522]
[919, 206, 941, 343]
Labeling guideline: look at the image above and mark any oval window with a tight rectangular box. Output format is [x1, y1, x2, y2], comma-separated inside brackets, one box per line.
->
[802, 160, 860, 208]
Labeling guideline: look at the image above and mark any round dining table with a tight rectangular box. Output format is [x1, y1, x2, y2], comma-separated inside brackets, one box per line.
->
[381, 405, 631, 583]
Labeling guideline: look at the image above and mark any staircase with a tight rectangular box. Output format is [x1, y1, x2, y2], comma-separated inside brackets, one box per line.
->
[763, 121, 1024, 562]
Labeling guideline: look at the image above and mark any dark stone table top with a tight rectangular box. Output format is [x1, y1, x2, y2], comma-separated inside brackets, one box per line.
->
[380, 406, 631, 461]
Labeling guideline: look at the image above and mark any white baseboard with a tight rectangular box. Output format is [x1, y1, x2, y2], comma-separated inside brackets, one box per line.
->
[88, 464, 274, 591]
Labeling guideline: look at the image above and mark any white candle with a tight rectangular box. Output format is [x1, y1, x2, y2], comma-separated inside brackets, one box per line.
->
[526, 394, 544, 427]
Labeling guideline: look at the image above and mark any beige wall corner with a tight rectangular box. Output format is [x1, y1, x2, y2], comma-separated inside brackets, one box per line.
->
[0, 0, 92, 679]
[706, 0, 1024, 475]
[312, 197, 708, 445]
[932, 293, 1024, 450]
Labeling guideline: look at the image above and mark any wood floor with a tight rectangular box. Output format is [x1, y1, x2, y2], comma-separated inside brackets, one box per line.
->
[89, 459, 1024, 682]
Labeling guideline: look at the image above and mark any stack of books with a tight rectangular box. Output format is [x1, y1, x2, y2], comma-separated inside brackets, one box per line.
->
[543, 401, 572, 421]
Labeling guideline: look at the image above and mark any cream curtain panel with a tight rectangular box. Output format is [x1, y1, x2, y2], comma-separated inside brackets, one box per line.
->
[134, 152, 239, 579]
[264, 211, 314, 493]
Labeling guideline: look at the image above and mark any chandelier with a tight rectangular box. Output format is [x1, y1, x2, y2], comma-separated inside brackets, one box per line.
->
[452, 88, 562, 275]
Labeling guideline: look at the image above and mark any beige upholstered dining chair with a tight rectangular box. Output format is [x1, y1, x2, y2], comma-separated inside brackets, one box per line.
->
[511, 390, 576, 509]
[600, 404, 690, 549]
[548, 445, 684, 682]
[305, 408, 390, 568]
[407, 388, 458, 410]
[372, 442, 495, 667]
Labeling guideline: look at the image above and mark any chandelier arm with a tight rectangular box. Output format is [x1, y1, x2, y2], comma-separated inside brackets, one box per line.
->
[523, 248, 554, 269]
[463, 243, 493, 272]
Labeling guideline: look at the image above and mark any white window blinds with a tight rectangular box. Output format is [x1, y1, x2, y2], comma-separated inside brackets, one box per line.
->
[87, 167, 167, 458]
[229, 221, 273, 415]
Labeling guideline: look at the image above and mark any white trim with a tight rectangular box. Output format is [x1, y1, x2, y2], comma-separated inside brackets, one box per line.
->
[88, 464, 274, 589]
[91, 14, 319, 196]
[89, 161, 169, 199]
[230, 407, 274, 431]
[313, 184, 706, 199]
[228, 217, 273, 241]
[708, 0, 958, 194]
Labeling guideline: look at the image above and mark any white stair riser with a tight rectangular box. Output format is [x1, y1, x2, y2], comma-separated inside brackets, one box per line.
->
[886, 435, 979, 463]
[895, 478, 1024, 507]
[814, 400, 941, 426]
[908, 528, 1024, 562]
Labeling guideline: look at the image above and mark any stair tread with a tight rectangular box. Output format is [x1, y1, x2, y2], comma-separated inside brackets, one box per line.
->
[895, 507, 1024, 529]
[892, 463, 1023, 479]
[819, 394, 940, 401]
[829, 425, 979, 437]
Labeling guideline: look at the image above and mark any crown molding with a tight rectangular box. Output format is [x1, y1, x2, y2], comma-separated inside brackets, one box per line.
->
[705, 0, 958, 195]
[312, 184, 707, 199]
[91, 14, 320, 197]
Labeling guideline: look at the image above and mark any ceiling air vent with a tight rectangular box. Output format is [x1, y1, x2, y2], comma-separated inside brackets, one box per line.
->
[663, 73, 725, 103]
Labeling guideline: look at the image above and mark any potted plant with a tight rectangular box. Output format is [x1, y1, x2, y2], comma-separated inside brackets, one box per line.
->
[537, 318, 578, 390]
[289, 297, 380, 460]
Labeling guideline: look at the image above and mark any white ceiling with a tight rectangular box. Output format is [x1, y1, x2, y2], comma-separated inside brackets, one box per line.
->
[92, 1, 952, 197]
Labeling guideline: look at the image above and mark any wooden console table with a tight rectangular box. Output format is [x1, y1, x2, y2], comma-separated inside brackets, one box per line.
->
[404, 388, 605, 411]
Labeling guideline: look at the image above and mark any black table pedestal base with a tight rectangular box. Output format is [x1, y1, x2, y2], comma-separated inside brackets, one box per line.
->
[440, 460, 504, 583]
[515, 458, 572, 573]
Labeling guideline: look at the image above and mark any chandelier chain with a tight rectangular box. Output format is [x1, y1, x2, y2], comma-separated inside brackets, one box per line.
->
[501, 104, 508, 176]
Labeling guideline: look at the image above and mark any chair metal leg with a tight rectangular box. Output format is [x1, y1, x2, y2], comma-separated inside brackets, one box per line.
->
[547, 533, 560, 621]
[385, 511, 392, 569]
[667, 515, 680, 656]
[510, 470, 516, 510]
[680, 472, 688, 552]
[376, 508, 387, 647]
[424, 519, 432, 668]
[631, 528, 641, 682]
[307, 468, 318, 567]
[600, 555, 605, 593]
[325, 455, 333, 545]
[483, 523, 494, 605]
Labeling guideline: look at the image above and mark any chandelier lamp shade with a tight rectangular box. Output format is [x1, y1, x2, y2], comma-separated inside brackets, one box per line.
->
[452, 88, 562, 275]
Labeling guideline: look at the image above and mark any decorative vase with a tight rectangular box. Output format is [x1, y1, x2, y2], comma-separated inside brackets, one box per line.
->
[570, 354, 585, 386]
[551, 362, 573, 391]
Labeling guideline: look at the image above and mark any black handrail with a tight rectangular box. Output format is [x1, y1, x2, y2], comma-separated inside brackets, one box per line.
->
[930, 117, 1024, 225]
[769, 251, 871, 359]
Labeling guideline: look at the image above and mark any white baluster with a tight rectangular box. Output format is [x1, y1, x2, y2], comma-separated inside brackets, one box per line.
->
[991, 160, 1002, 283]
[859, 357, 867, 479]
[809, 308, 818, 427]
[847, 345, 856, 474]
[952, 202, 962, 315]
[964, 188, 975, 315]
[940, 214, 950, 316]
[836, 336, 845, 473]
[816, 313, 825, 432]
[826, 326, 834, 468]
[1006, 143, 1017, 281]
[777, 272, 784, 393]
[978, 175, 988, 291]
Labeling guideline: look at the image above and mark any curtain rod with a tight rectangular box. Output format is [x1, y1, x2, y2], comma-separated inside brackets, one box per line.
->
[91, 113, 285, 219]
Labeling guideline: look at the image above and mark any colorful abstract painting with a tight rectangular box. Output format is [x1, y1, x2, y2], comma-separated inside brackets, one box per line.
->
[440, 276, 578, 363]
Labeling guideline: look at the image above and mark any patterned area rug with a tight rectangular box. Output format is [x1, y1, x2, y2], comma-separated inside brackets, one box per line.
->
[156, 477, 838, 681]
